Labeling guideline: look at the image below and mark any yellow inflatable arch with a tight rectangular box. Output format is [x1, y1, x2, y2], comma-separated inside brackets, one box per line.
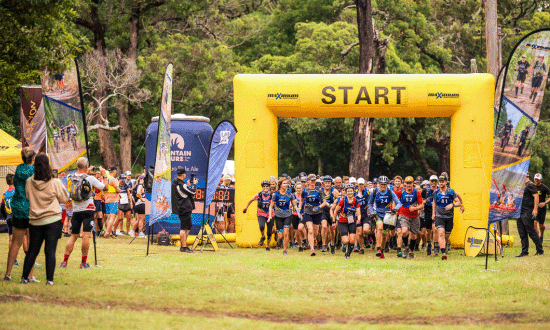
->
[233, 74, 494, 248]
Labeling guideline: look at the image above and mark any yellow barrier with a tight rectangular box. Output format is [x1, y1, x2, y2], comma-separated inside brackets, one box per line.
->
[171, 233, 236, 246]
[234, 74, 495, 248]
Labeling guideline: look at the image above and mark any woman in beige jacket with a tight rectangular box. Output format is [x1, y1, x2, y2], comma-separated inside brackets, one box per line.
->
[22, 154, 69, 285]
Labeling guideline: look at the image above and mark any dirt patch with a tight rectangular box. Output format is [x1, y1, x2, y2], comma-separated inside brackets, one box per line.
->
[0, 294, 546, 325]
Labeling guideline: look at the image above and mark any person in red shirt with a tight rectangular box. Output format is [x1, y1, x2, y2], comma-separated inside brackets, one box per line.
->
[395, 176, 424, 259]
[333, 185, 361, 259]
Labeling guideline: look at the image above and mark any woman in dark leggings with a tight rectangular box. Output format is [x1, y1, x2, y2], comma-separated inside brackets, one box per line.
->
[22, 154, 69, 285]
[268, 178, 297, 256]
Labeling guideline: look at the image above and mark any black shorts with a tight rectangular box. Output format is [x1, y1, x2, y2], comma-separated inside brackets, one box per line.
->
[227, 204, 235, 217]
[536, 208, 546, 224]
[422, 208, 433, 229]
[12, 217, 29, 230]
[517, 72, 527, 83]
[119, 203, 132, 212]
[179, 212, 192, 231]
[134, 203, 145, 215]
[532, 75, 543, 88]
[338, 222, 356, 237]
[321, 210, 332, 225]
[94, 200, 102, 213]
[6, 215, 13, 235]
[275, 216, 292, 232]
[290, 215, 300, 230]
[304, 213, 323, 225]
[71, 211, 94, 234]
[435, 217, 454, 234]
[101, 202, 106, 214]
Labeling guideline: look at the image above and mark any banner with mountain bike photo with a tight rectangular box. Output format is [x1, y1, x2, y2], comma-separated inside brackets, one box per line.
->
[41, 62, 87, 172]
[490, 29, 550, 223]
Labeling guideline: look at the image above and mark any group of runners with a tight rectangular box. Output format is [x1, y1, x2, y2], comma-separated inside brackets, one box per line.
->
[515, 53, 547, 103]
[244, 173, 463, 260]
[49, 120, 79, 152]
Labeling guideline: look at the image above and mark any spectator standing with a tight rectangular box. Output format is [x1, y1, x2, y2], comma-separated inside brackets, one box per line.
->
[4, 147, 36, 282]
[1, 174, 19, 265]
[22, 154, 69, 285]
[60, 157, 106, 269]
[171, 168, 197, 253]
[103, 166, 120, 238]
[533, 173, 550, 241]
[516, 174, 544, 257]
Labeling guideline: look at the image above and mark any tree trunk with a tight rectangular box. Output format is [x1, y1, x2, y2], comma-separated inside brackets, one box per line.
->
[119, 102, 132, 172]
[350, 0, 375, 179]
[317, 156, 324, 176]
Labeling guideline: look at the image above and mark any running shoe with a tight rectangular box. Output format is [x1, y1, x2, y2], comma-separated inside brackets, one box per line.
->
[353, 245, 360, 252]
[28, 277, 40, 283]
[80, 262, 90, 269]
[298, 247, 304, 252]
[434, 246, 440, 256]
[46, 281, 54, 286]
[359, 249, 364, 255]
[397, 251, 403, 258]
[427, 244, 432, 256]
[290, 242, 297, 249]
[403, 249, 409, 259]
[321, 245, 327, 253]
[330, 245, 335, 254]
[4, 275, 11, 281]
[364, 242, 371, 249]
[310, 249, 316, 256]
[341, 245, 346, 253]
[442, 255, 447, 260]
[384, 245, 390, 253]
[380, 251, 385, 259]
[116, 230, 122, 236]
[60, 261, 67, 268]
[20, 278, 28, 284]
[376, 249, 382, 257]
[129, 230, 135, 238]
[266, 247, 270, 251]
[63, 233, 71, 237]
[258, 237, 265, 247]
[447, 246, 452, 251]
[408, 253, 414, 260]
[35, 263, 42, 268]
[345, 255, 350, 259]
[13, 261, 19, 266]
[283, 251, 288, 256]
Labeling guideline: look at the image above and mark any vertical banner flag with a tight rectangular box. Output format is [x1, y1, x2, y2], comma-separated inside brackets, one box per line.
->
[150, 63, 173, 224]
[20, 85, 47, 154]
[490, 29, 550, 224]
[41, 65, 87, 172]
[204, 121, 237, 209]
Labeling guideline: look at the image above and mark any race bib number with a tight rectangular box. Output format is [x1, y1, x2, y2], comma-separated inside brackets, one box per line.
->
[120, 193, 129, 204]
[347, 215, 354, 224]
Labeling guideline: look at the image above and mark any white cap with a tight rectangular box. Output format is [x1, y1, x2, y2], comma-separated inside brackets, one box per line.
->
[421, 180, 430, 187]
[357, 178, 365, 184]
[429, 175, 438, 181]
[223, 174, 231, 180]
[349, 177, 357, 183]
[534, 173, 543, 180]
[125, 171, 131, 176]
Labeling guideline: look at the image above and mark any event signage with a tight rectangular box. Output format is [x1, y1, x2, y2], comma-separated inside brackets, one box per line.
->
[320, 86, 407, 105]
[489, 29, 550, 223]
[20, 85, 46, 154]
[150, 63, 173, 225]
[41, 64, 87, 172]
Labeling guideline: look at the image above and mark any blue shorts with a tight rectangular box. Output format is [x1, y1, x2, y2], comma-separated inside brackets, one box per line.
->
[304, 213, 323, 225]
[105, 202, 119, 214]
[6, 215, 13, 235]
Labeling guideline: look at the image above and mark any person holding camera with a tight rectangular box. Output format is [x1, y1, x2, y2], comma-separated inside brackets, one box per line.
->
[60, 158, 108, 269]
[517, 173, 544, 257]
[172, 168, 197, 253]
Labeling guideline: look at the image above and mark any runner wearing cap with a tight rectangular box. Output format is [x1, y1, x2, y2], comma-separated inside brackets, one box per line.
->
[243, 180, 274, 249]
[389, 176, 404, 251]
[515, 54, 530, 97]
[530, 54, 546, 103]
[320, 176, 338, 253]
[432, 175, 461, 260]
[268, 178, 298, 255]
[395, 176, 424, 259]
[355, 178, 371, 253]
[349, 177, 357, 188]
[116, 173, 133, 236]
[533, 173, 550, 241]
[422, 175, 439, 255]
[124, 171, 134, 235]
[418, 180, 430, 251]
[368, 176, 402, 258]
[301, 174, 328, 256]
[333, 184, 361, 259]
[292, 182, 307, 252]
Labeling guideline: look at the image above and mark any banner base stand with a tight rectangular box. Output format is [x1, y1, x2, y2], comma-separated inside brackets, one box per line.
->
[192, 224, 219, 252]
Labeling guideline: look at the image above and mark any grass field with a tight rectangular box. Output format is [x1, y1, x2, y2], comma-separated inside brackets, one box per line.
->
[1, 221, 550, 329]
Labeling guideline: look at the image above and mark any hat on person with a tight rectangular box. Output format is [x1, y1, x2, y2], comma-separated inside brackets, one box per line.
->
[120, 174, 126, 179]
[415, 176, 423, 183]
[430, 175, 438, 181]
[109, 165, 117, 172]
[438, 175, 447, 181]
[534, 173, 543, 180]
[421, 180, 430, 187]
[357, 178, 365, 184]
[349, 177, 357, 184]
[125, 171, 131, 176]
[366, 181, 372, 185]
[308, 174, 317, 181]
[222, 174, 231, 180]
[521, 54, 526, 58]
[539, 54, 545, 58]
[300, 176, 307, 182]
[177, 167, 186, 175]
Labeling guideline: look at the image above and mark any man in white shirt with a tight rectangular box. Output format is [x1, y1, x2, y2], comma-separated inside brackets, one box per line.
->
[60, 157, 106, 268]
